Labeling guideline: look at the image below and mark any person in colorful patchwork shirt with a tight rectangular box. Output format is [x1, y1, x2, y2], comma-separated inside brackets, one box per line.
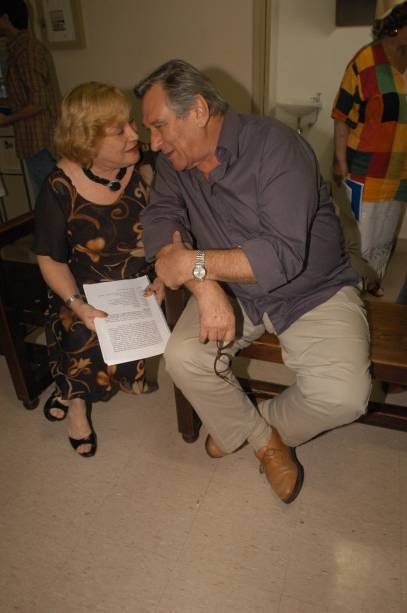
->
[332, 0, 407, 297]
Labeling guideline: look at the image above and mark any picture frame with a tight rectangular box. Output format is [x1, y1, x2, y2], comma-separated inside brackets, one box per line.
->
[35, 0, 86, 49]
[335, 0, 376, 27]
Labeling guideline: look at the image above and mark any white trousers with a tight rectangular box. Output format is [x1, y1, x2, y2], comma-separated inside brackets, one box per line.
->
[358, 200, 404, 280]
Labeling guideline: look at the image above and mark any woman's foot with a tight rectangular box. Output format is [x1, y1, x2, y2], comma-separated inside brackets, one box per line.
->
[67, 399, 95, 457]
[43, 392, 69, 421]
[69, 431, 97, 458]
[142, 381, 158, 393]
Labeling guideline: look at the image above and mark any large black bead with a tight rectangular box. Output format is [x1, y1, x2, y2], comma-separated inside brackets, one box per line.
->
[108, 181, 121, 191]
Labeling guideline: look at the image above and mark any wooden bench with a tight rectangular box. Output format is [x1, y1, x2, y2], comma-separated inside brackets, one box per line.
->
[165, 290, 407, 442]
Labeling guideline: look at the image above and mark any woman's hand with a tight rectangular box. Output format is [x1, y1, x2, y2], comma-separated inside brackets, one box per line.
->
[144, 277, 166, 305]
[71, 301, 108, 332]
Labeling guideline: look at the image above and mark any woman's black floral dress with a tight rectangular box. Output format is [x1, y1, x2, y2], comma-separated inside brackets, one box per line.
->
[34, 151, 156, 402]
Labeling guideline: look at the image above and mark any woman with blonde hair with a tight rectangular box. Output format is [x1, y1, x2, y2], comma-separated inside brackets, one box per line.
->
[34, 82, 161, 457]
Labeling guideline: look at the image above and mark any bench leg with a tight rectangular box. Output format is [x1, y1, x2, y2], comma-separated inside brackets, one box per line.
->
[174, 386, 201, 443]
[358, 399, 407, 431]
[0, 299, 51, 409]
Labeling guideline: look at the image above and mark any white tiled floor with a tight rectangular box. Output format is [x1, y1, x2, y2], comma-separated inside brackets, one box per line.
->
[1, 248, 406, 613]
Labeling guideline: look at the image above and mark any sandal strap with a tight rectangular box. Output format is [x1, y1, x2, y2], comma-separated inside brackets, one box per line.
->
[51, 397, 69, 412]
[43, 392, 69, 422]
[69, 431, 96, 451]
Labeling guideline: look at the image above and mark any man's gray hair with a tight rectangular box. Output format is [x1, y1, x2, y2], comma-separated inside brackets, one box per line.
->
[134, 59, 228, 118]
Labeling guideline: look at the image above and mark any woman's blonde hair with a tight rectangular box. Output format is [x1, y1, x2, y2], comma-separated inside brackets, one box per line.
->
[55, 81, 132, 167]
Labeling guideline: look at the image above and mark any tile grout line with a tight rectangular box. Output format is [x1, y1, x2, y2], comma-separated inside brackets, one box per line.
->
[152, 460, 219, 612]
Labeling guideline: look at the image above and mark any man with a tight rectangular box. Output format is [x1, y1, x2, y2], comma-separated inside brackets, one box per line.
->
[0, 0, 60, 198]
[135, 59, 371, 504]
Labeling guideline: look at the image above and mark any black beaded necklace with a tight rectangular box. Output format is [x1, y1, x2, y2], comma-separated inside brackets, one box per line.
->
[82, 166, 127, 191]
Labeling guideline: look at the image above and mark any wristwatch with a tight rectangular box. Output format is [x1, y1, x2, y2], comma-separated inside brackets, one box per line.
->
[192, 250, 207, 281]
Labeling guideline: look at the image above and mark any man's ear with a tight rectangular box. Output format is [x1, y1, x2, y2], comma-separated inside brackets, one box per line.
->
[193, 95, 210, 127]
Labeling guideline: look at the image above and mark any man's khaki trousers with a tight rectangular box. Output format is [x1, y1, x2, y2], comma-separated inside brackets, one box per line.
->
[164, 286, 371, 451]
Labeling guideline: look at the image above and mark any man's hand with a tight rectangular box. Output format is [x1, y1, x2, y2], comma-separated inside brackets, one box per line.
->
[193, 282, 235, 343]
[144, 277, 165, 305]
[155, 231, 193, 289]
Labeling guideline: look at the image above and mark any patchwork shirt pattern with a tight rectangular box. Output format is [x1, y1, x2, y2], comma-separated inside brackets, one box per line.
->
[332, 42, 407, 202]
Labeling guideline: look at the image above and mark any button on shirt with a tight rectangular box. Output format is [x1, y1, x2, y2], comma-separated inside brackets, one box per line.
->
[141, 111, 358, 334]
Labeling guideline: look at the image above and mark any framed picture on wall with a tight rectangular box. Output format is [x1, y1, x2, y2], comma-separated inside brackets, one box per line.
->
[336, 0, 376, 26]
[35, 0, 86, 49]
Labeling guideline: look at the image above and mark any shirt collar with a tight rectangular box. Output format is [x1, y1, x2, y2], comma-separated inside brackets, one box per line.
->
[187, 110, 240, 184]
[198, 110, 240, 183]
[216, 110, 240, 165]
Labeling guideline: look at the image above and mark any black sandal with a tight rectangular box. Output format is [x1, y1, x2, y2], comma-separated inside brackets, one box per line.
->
[69, 431, 97, 458]
[142, 381, 158, 394]
[43, 392, 69, 422]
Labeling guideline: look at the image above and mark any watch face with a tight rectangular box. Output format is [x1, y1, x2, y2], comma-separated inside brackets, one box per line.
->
[193, 264, 206, 280]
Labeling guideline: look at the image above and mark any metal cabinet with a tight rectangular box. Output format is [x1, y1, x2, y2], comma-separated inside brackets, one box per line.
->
[0, 213, 51, 409]
[0, 133, 46, 409]
[0, 130, 33, 223]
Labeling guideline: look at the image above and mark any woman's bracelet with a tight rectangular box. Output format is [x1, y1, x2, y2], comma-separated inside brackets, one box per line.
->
[64, 293, 84, 308]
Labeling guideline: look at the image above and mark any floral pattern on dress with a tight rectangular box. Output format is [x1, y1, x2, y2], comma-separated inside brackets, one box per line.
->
[42, 156, 156, 403]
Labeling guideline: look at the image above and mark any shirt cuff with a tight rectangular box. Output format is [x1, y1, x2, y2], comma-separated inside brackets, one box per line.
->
[241, 237, 292, 293]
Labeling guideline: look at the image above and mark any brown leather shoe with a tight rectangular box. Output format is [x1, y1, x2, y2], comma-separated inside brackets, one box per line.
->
[255, 429, 304, 504]
[205, 435, 228, 459]
[205, 435, 248, 459]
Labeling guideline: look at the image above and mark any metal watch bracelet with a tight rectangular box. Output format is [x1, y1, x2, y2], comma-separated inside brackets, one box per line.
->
[64, 293, 83, 308]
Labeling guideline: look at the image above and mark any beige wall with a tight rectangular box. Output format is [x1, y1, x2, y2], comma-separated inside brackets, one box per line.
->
[30, 0, 406, 238]
[271, 0, 369, 173]
[36, 0, 254, 116]
[270, 0, 407, 239]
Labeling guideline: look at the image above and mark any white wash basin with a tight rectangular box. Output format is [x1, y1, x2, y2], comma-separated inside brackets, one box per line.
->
[277, 101, 322, 117]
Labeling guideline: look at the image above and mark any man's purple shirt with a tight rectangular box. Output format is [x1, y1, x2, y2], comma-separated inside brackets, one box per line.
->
[141, 111, 358, 334]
